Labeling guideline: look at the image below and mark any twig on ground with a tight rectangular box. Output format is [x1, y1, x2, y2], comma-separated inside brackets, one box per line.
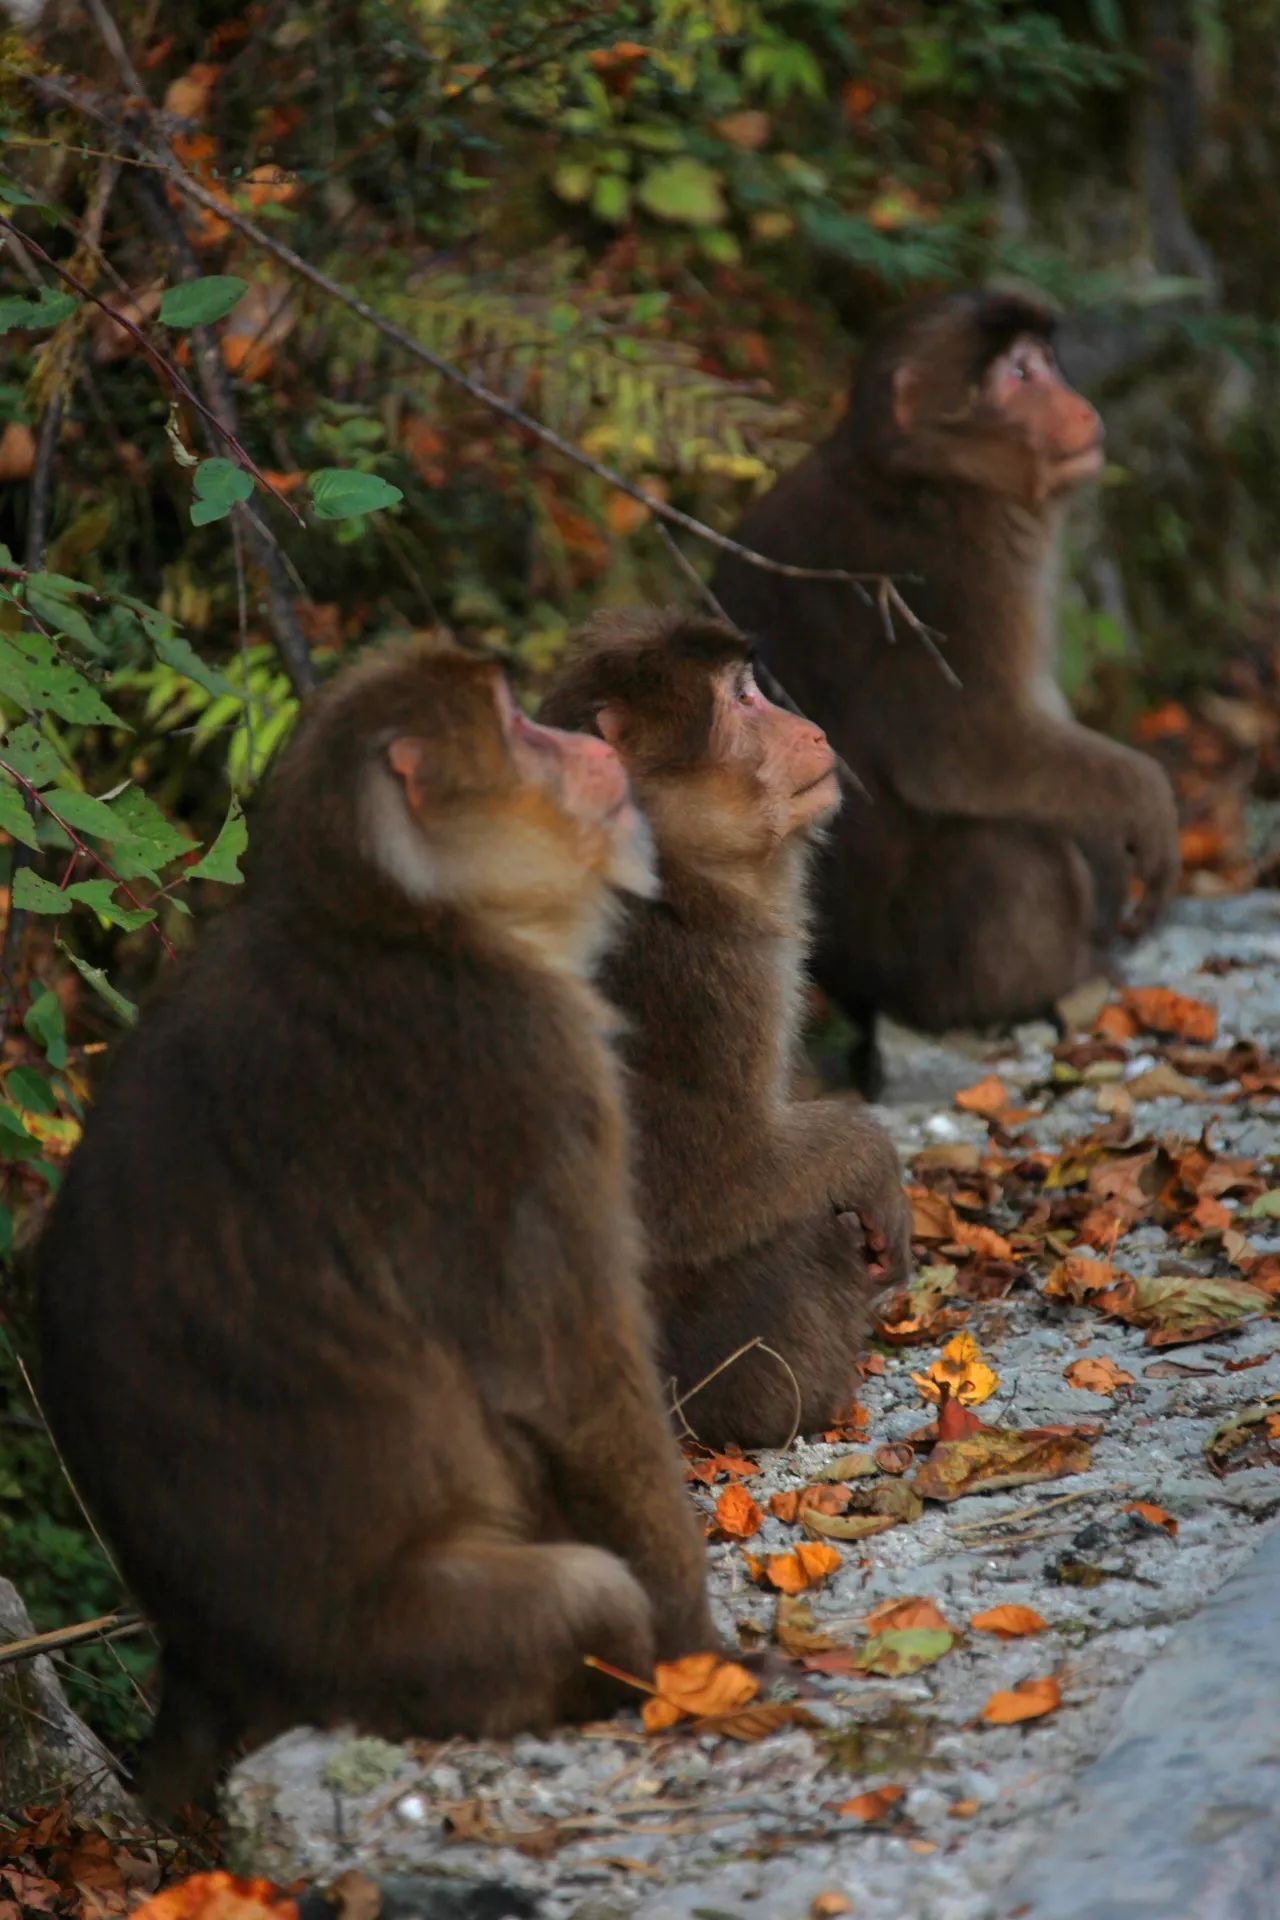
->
[0, 1611, 145, 1671]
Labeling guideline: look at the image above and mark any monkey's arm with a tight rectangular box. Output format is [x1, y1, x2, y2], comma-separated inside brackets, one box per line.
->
[890, 700, 1179, 919]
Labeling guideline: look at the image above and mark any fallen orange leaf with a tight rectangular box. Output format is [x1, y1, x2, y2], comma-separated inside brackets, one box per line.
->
[763, 1541, 842, 1593]
[714, 1483, 763, 1538]
[979, 1675, 1061, 1724]
[1120, 987, 1217, 1045]
[132, 1875, 297, 1920]
[953, 1221, 1015, 1261]
[954, 1075, 1011, 1116]
[913, 1427, 1090, 1503]
[1063, 1356, 1135, 1394]
[1125, 1500, 1178, 1536]
[838, 1785, 904, 1822]
[809, 1896, 852, 1920]
[907, 1186, 962, 1241]
[970, 1604, 1047, 1639]
[1095, 1003, 1139, 1041]
[864, 1596, 952, 1636]
[641, 1652, 758, 1733]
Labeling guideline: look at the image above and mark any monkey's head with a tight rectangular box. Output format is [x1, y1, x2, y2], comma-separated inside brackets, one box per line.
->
[540, 610, 839, 869]
[255, 638, 656, 956]
[844, 289, 1103, 507]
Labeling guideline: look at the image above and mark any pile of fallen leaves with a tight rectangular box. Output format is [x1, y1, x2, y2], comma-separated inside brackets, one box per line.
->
[0, 1802, 220, 1920]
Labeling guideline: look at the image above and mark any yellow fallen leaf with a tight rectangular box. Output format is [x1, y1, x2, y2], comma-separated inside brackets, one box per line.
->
[912, 1331, 998, 1408]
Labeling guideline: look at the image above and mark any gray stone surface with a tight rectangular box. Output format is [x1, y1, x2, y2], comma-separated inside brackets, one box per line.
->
[225, 895, 1280, 1919]
[0, 1575, 132, 1816]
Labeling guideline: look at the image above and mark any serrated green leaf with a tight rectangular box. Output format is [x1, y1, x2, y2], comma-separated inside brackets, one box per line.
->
[25, 570, 93, 598]
[190, 458, 255, 527]
[189, 797, 247, 883]
[154, 630, 237, 698]
[0, 633, 121, 727]
[309, 469, 404, 521]
[24, 988, 67, 1069]
[637, 158, 727, 227]
[6, 1065, 58, 1114]
[1, 724, 61, 786]
[63, 878, 155, 930]
[106, 788, 194, 868]
[11, 870, 74, 915]
[0, 287, 76, 333]
[158, 275, 249, 328]
[56, 942, 136, 1027]
[0, 781, 39, 850]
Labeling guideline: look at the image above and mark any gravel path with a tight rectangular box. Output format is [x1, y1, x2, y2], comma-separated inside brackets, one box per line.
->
[226, 893, 1280, 1920]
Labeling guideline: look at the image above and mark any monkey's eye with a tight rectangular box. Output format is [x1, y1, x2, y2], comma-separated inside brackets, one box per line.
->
[736, 676, 763, 709]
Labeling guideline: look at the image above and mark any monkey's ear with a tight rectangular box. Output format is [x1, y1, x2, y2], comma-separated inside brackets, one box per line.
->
[892, 363, 920, 433]
[386, 737, 428, 815]
[595, 704, 626, 747]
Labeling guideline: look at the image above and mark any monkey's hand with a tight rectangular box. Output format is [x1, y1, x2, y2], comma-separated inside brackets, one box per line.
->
[1113, 750, 1180, 935]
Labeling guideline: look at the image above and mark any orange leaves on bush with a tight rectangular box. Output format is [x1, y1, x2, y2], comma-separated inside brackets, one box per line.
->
[132, 1875, 297, 1920]
[714, 1483, 763, 1538]
[1125, 1500, 1178, 1536]
[970, 1605, 1046, 1639]
[640, 1652, 758, 1733]
[912, 1332, 998, 1408]
[838, 1785, 904, 1822]
[979, 1675, 1061, 1725]
[1120, 987, 1217, 1045]
[864, 1596, 953, 1636]
[754, 1541, 842, 1594]
[1063, 1356, 1135, 1394]
[954, 1075, 1011, 1117]
[913, 1427, 1091, 1503]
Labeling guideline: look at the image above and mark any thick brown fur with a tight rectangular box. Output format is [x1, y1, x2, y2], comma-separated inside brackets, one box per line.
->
[36, 638, 713, 1803]
[711, 288, 1179, 1093]
[540, 610, 911, 1450]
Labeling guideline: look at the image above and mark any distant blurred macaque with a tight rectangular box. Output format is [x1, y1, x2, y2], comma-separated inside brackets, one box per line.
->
[37, 640, 714, 1802]
[713, 290, 1179, 1095]
[542, 611, 911, 1449]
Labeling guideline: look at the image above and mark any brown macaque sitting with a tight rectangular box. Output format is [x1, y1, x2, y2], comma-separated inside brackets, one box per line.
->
[711, 289, 1180, 1096]
[539, 611, 911, 1451]
[36, 638, 714, 1803]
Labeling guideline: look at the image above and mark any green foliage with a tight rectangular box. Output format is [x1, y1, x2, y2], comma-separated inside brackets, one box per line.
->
[158, 275, 249, 328]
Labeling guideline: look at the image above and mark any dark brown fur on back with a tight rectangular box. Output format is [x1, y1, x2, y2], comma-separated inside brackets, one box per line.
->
[37, 640, 713, 1798]
[711, 290, 1178, 1092]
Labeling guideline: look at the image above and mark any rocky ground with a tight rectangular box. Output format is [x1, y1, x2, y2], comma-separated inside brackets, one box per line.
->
[226, 894, 1280, 1920]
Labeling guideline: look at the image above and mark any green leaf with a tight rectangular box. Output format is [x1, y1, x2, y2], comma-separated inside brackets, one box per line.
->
[6, 1065, 58, 1114]
[0, 781, 39, 850]
[0, 287, 76, 334]
[1, 724, 61, 786]
[637, 158, 727, 227]
[0, 1105, 38, 1155]
[106, 788, 194, 869]
[855, 1628, 955, 1677]
[57, 942, 137, 1027]
[48, 788, 138, 845]
[1088, 0, 1124, 42]
[189, 797, 247, 883]
[24, 582, 98, 650]
[24, 988, 67, 1069]
[158, 275, 249, 328]
[1244, 1189, 1280, 1220]
[12, 869, 154, 929]
[0, 633, 121, 727]
[154, 630, 237, 698]
[309, 469, 404, 521]
[552, 161, 595, 205]
[190, 458, 255, 527]
[592, 173, 632, 224]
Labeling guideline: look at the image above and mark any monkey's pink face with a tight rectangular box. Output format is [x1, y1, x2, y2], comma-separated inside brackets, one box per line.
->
[502, 693, 633, 828]
[718, 663, 839, 834]
[983, 335, 1104, 493]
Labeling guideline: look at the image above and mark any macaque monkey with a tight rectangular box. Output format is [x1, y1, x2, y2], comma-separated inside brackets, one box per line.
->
[36, 639, 714, 1801]
[712, 289, 1180, 1095]
[540, 611, 911, 1450]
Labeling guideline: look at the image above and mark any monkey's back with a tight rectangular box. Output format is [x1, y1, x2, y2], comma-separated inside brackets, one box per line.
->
[36, 898, 632, 1686]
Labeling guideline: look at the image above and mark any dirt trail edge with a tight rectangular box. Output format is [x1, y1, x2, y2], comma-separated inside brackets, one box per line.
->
[224, 893, 1280, 1920]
